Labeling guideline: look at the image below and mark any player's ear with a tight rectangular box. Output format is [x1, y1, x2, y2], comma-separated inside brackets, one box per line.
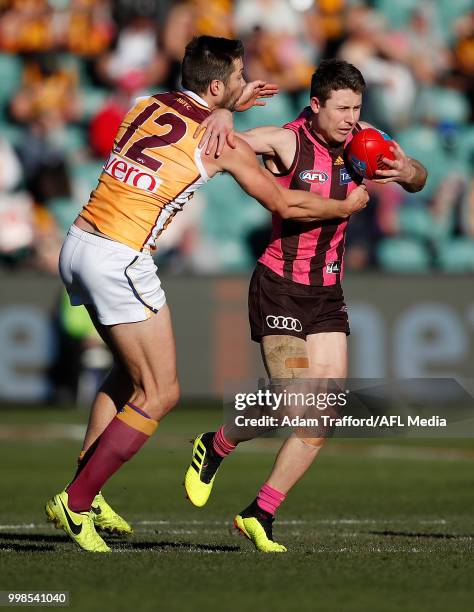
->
[209, 79, 224, 97]
[310, 97, 321, 114]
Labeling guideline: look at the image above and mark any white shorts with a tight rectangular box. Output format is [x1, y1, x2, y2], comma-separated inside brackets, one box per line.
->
[59, 225, 166, 325]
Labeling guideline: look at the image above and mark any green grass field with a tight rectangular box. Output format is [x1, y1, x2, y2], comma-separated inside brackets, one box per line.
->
[0, 405, 473, 611]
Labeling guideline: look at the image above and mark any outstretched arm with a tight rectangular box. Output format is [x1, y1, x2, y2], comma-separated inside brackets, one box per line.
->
[195, 108, 295, 166]
[206, 137, 369, 221]
[239, 125, 295, 156]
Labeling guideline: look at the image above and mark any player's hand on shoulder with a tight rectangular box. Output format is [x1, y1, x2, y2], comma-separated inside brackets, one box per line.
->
[344, 184, 369, 215]
[234, 80, 279, 112]
[373, 142, 415, 185]
[194, 109, 236, 158]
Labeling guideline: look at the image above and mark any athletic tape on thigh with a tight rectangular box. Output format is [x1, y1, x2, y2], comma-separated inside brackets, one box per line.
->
[284, 357, 309, 369]
[264, 336, 309, 377]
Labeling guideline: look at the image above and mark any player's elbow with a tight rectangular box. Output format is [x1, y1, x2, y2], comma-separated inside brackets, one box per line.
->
[256, 194, 286, 217]
[273, 196, 294, 219]
[277, 204, 292, 219]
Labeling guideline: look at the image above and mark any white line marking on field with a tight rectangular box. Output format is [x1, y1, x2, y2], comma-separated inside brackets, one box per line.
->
[134, 518, 448, 526]
[0, 518, 449, 531]
[0, 524, 37, 530]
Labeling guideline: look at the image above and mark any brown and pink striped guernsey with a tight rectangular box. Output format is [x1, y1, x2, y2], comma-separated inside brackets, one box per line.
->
[259, 115, 362, 286]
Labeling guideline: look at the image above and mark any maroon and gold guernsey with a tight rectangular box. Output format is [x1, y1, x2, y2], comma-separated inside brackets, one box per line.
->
[259, 115, 362, 286]
[81, 90, 211, 252]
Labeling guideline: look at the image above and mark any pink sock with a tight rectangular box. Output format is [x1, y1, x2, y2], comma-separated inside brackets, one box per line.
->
[256, 482, 286, 516]
[212, 426, 236, 458]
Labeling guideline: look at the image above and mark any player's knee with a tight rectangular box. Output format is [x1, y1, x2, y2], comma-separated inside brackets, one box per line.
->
[312, 363, 346, 379]
[143, 380, 180, 420]
[160, 380, 180, 416]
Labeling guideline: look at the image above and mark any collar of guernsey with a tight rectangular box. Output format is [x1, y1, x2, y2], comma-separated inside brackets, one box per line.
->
[180, 89, 210, 108]
[134, 89, 209, 108]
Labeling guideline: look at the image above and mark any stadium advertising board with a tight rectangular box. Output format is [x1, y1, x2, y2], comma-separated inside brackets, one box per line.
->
[0, 273, 472, 402]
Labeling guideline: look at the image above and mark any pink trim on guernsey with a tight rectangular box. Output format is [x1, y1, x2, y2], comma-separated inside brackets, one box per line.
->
[212, 426, 236, 458]
[322, 220, 348, 286]
[256, 482, 286, 516]
[264, 216, 285, 277]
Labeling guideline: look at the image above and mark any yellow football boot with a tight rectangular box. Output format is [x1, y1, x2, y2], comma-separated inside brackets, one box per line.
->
[45, 490, 110, 552]
[91, 493, 133, 535]
[234, 503, 287, 553]
[184, 433, 223, 507]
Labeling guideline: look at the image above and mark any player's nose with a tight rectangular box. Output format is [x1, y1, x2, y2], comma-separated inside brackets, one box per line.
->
[345, 111, 355, 124]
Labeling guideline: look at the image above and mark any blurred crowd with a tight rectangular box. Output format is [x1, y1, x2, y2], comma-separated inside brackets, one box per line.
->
[0, 0, 473, 276]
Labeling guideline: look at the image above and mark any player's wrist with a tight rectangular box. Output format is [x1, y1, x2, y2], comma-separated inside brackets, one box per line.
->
[400, 159, 425, 192]
[210, 108, 233, 126]
[404, 158, 417, 185]
[338, 199, 351, 218]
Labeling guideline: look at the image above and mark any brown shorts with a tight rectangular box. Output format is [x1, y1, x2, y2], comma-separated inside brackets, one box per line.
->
[248, 263, 350, 342]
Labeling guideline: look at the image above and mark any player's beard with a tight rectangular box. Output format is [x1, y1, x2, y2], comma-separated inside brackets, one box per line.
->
[222, 86, 244, 112]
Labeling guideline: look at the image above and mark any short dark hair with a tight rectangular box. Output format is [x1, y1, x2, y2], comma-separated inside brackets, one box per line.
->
[181, 36, 244, 95]
[310, 59, 365, 105]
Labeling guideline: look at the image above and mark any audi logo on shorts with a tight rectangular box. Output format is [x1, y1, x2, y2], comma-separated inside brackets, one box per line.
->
[266, 315, 303, 332]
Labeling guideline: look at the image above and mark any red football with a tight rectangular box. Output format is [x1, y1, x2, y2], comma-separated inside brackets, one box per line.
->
[346, 128, 396, 180]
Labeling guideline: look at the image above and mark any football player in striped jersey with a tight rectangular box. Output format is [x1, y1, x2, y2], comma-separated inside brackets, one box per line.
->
[185, 59, 426, 552]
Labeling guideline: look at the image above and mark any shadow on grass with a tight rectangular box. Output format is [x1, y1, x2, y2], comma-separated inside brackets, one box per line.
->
[0, 542, 55, 552]
[0, 533, 241, 553]
[0, 532, 69, 543]
[369, 530, 473, 540]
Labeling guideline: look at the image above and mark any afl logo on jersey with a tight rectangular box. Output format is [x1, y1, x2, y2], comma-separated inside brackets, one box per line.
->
[299, 170, 329, 184]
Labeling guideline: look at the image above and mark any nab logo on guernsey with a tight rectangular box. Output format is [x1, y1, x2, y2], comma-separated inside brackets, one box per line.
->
[104, 154, 161, 193]
[299, 170, 329, 184]
[339, 168, 352, 185]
